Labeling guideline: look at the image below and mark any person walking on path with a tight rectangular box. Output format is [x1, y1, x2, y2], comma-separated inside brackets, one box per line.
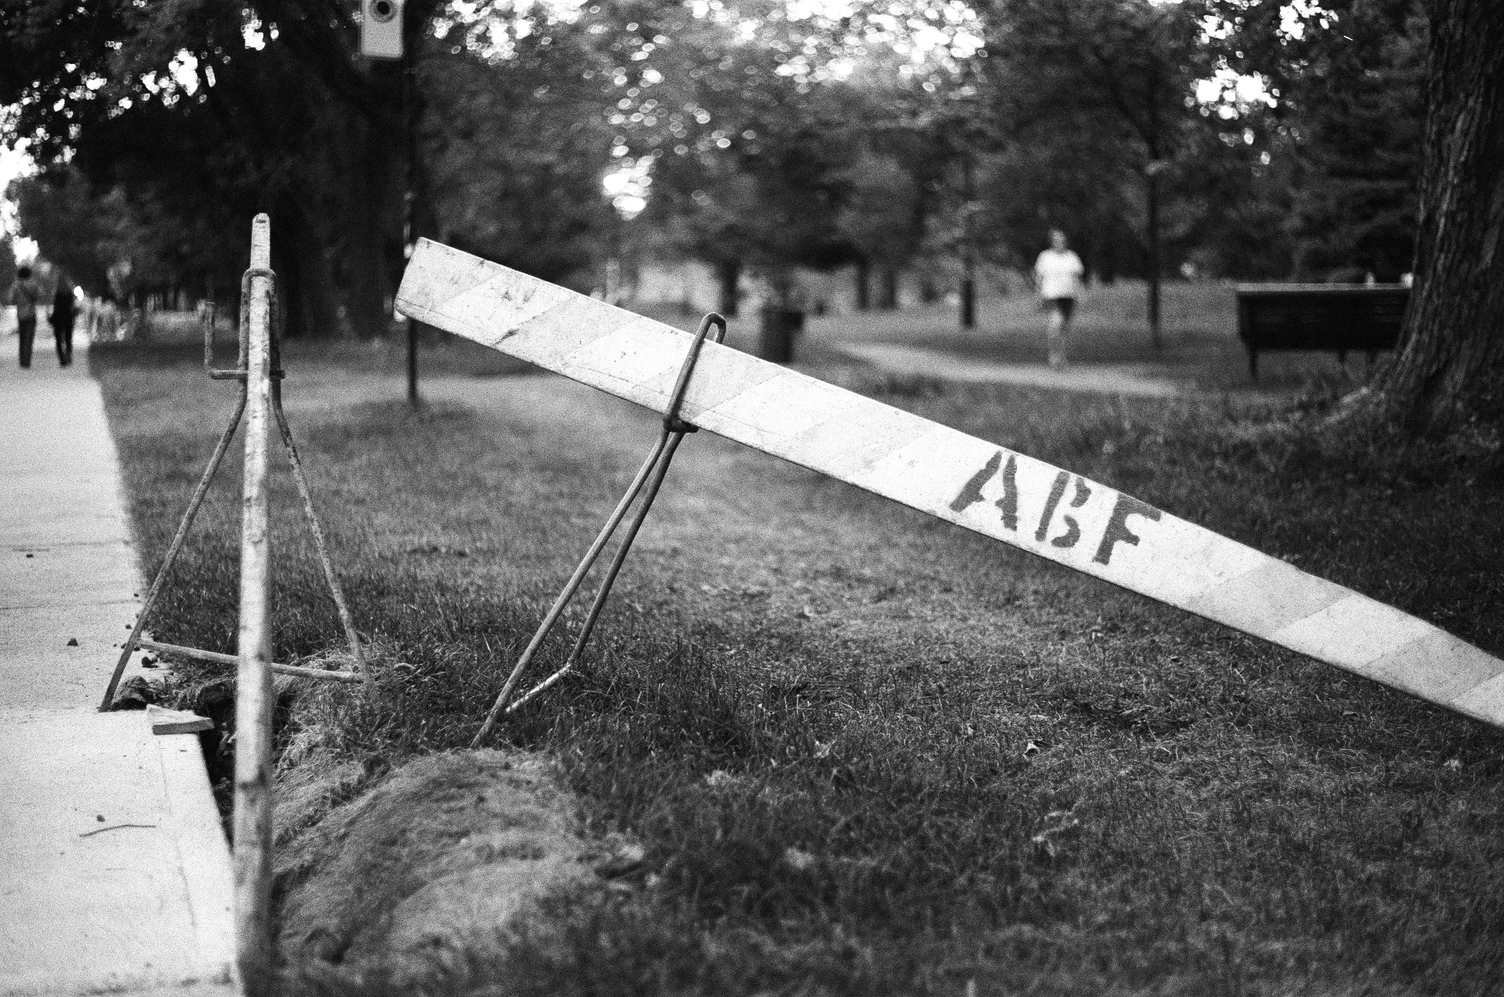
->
[1033, 229, 1085, 369]
[8, 265, 42, 368]
[50, 276, 77, 367]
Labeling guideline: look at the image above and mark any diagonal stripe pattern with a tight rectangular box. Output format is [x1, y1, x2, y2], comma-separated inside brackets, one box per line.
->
[397, 239, 1504, 730]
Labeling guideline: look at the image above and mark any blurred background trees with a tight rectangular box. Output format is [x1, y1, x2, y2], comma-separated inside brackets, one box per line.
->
[0, 0, 1473, 389]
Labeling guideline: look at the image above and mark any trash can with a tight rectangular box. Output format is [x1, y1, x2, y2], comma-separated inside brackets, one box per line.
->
[757, 306, 804, 364]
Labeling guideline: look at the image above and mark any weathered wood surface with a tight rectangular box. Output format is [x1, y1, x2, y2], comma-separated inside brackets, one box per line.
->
[147, 704, 214, 736]
[397, 238, 1504, 730]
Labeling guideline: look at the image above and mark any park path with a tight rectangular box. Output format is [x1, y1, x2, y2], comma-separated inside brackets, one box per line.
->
[826, 341, 1187, 398]
[0, 345, 237, 996]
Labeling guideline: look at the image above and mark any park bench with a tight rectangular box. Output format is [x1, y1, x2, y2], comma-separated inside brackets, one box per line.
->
[1234, 283, 1409, 380]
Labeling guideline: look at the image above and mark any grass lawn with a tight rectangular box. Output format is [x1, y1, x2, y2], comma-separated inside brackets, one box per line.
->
[91, 315, 1504, 995]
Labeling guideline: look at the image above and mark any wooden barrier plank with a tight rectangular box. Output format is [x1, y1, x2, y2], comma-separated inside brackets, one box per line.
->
[396, 238, 1504, 730]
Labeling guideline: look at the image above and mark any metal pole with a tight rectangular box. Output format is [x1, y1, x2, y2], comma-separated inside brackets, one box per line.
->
[407, 316, 418, 404]
[960, 147, 976, 330]
[404, 33, 420, 407]
[99, 388, 246, 710]
[1147, 166, 1162, 348]
[233, 213, 275, 997]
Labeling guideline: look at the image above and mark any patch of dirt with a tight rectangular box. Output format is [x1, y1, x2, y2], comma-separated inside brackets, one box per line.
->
[275, 748, 626, 986]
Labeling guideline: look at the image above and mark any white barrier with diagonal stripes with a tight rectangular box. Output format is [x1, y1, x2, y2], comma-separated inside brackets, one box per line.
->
[396, 238, 1504, 730]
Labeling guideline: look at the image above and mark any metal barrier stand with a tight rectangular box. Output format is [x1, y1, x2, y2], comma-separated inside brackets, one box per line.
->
[92, 212, 376, 991]
[98, 224, 371, 711]
[470, 312, 727, 745]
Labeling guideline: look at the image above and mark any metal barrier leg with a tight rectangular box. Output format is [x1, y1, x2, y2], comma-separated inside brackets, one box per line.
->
[470, 313, 727, 742]
[270, 395, 374, 692]
[99, 389, 247, 711]
[469, 433, 671, 745]
[504, 428, 689, 715]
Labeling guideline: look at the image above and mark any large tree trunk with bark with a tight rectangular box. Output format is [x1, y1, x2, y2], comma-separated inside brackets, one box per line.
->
[1372, 0, 1504, 431]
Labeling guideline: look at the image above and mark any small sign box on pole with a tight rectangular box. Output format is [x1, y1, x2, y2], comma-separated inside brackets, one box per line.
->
[359, 0, 404, 60]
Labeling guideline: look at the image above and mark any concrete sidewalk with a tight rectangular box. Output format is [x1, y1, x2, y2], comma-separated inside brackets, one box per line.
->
[0, 343, 237, 996]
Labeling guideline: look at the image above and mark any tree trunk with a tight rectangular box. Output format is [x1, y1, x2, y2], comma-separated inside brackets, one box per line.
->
[346, 113, 393, 339]
[960, 250, 976, 330]
[1373, 0, 1504, 431]
[409, 52, 434, 285]
[877, 266, 898, 310]
[1146, 171, 1162, 348]
[716, 259, 741, 317]
[271, 203, 339, 342]
[855, 258, 870, 311]
[960, 147, 976, 329]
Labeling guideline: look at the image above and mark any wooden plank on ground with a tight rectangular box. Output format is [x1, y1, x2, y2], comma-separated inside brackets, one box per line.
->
[146, 704, 214, 736]
[396, 238, 1504, 731]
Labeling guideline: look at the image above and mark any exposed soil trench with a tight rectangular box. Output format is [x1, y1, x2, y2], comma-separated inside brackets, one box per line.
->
[238, 369, 1129, 983]
[273, 746, 635, 986]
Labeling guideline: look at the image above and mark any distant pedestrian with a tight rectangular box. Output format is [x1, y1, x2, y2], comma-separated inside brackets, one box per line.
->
[78, 295, 97, 342]
[94, 294, 121, 342]
[1033, 229, 1085, 368]
[50, 278, 77, 367]
[8, 265, 42, 368]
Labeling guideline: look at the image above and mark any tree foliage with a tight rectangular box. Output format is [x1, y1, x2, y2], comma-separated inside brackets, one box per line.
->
[974, 0, 1226, 332]
[1214, 0, 1426, 281]
[1289, 2, 1425, 281]
[613, 0, 872, 307]
[421, 12, 619, 289]
[5, 0, 1482, 414]
[0, 0, 423, 334]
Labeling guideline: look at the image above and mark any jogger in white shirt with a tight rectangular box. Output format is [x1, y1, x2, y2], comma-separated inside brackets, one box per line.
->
[1033, 229, 1085, 368]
